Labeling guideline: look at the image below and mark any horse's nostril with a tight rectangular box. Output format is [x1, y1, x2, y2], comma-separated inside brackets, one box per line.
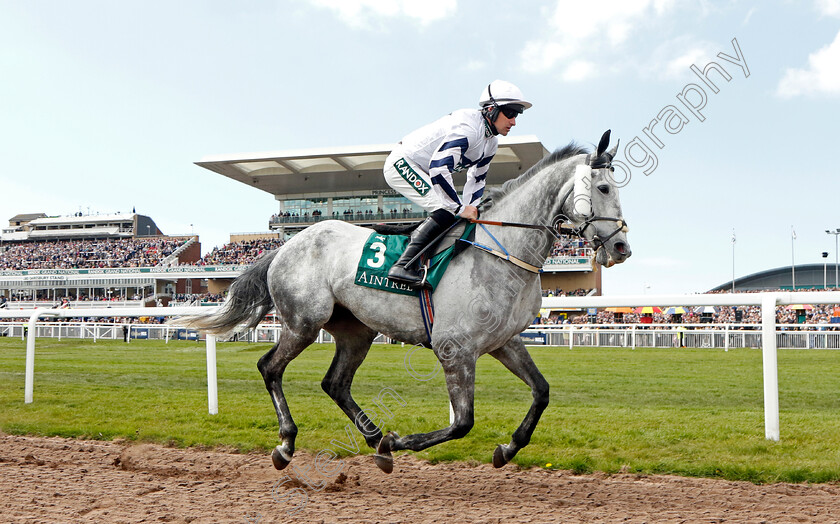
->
[615, 242, 628, 255]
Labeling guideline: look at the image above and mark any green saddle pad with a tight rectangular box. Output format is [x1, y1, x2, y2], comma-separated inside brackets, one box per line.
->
[354, 223, 476, 296]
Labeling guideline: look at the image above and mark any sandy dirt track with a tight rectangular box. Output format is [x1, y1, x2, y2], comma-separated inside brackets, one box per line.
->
[2, 432, 839, 523]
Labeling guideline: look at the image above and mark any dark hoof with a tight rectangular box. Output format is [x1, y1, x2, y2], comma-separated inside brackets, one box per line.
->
[271, 445, 291, 470]
[373, 453, 393, 474]
[373, 431, 398, 474]
[493, 444, 510, 468]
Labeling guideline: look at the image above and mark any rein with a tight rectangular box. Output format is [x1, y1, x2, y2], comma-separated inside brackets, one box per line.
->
[460, 222, 543, 273]
[466, 180, 629, 272]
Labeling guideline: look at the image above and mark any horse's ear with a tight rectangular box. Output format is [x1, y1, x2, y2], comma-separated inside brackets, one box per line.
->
[596, 129, 611, 157]
[606, 139, 619, 160]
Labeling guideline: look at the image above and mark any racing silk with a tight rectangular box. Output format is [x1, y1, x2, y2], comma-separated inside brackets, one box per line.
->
[399, 109, 497, 214]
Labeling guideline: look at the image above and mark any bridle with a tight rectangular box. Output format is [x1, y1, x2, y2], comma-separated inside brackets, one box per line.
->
[556, 181, 628, 258]
[469, 152, 628, 270]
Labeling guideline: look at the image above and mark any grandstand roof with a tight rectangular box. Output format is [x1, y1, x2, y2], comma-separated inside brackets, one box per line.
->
[28, 213, 136, 226]
[1, 212, 162, 242]
[195, 137, 550, 200]
[710, 263, 839, 291]
[9, 213, 46, 225]
[28, 226, 123, 238]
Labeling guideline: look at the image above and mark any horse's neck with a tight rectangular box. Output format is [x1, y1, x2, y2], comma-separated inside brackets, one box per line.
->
[482, 162, 574, 263]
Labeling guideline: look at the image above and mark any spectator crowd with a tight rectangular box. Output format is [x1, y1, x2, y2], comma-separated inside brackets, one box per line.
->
[0, 232, 595, 272]
[0, 238, 182, 270]
[548, 236, 593, 257]
[533, 287, 840, 327]
[196, 238, 285, 266]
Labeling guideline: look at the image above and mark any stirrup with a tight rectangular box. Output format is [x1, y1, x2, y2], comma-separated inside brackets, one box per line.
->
[418, 263, 429, 288]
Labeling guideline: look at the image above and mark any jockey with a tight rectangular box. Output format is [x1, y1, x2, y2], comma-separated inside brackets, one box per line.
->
[383, 80, 532, 288]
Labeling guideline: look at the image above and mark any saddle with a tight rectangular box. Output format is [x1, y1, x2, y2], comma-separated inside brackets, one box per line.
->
[355, 220, 475, 296]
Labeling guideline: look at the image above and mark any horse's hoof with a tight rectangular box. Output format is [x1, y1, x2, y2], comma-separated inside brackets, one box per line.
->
[374, 431, 398, 474]
[373, 453, 394, 474]
[271, 445, 292, 470]
[493, 444, 510, 468]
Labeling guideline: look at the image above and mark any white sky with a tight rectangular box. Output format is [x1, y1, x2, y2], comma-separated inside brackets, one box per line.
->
[1, 0, 838, 295]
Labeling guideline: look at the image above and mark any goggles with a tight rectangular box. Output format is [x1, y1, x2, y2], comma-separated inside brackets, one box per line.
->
[499, 104, 525, 119]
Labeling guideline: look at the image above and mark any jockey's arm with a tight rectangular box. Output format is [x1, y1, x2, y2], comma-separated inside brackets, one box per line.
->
[459, 158, 491, 220]
[428, 136, 468, 215]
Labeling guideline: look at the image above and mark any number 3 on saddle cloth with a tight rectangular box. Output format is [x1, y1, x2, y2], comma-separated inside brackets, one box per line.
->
[355, 221, 476, 345]
[354, 222, 476, 296]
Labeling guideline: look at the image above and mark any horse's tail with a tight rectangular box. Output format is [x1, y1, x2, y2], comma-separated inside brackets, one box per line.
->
[177, 249, 280, 334]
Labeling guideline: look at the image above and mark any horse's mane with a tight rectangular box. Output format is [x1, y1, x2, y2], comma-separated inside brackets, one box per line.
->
[484, 142, 589, 209]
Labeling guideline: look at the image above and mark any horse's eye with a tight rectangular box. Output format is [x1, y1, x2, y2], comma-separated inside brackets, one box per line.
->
[598, 184, 610, 195]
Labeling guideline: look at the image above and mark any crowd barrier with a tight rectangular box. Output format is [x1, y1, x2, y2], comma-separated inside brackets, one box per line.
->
[518, 324, 840, 350]
[4, 290, 840, 442]
[3, 321, 837, 350]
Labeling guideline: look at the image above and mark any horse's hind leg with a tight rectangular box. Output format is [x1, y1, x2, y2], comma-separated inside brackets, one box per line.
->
[322, 309, 381, 449]
[488, 335, 550, 467]
[257, 328, 318, 470]
[374, 350, 476, 473]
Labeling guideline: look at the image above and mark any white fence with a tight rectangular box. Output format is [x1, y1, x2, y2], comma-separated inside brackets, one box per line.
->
[4, 290, 840, 442]
[0, 307, 221, 413]
[3, 320, 838, 350]
[518, 324, 840, 350]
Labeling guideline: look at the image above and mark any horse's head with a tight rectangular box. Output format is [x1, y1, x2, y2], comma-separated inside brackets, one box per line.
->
[565, 130, 631, 268]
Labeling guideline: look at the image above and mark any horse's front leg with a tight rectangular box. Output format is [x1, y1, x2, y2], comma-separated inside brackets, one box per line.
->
[374, 351, 476, 473]
[488, 335, 550, 467]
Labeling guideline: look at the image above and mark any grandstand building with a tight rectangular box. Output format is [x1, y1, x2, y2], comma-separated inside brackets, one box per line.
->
[711, 264, 840, 292]
[0, 212, 203, 305]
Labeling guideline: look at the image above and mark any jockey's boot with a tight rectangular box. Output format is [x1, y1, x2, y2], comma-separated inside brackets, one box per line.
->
[387, 209, 457, 288]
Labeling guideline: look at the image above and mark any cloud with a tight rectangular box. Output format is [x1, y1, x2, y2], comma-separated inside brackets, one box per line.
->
[562, 60, 596, 82]
[664, 48, 711, 78]
[520, 40, 574, 73]
[464, 60, 486, 72]
[306, 0, 456, 28]
[632, 36, 719, 81]
[815, 0, 840, 17]
[777, 30, 840, 97]
[520, 0, 678, 74]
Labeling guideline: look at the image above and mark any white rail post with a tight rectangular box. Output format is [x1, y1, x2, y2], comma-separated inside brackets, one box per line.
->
[24, 311, 41, 404]
[568, 325, 573, 349]
[206, 334, 218, 415]
[725, 324, 729, 352]
[761, 293, 780, 441]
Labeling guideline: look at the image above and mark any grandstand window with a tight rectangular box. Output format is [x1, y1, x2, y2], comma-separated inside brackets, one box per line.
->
[332, 195, 379, 216]
[283, 197, 328, 216]
[382, 195, 423, 214]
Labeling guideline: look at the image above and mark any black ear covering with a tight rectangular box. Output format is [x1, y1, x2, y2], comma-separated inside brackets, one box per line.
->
[596, 129, 611, 157]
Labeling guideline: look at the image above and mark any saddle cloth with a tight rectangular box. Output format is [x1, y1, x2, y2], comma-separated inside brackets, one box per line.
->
[354, 222, 475, 296]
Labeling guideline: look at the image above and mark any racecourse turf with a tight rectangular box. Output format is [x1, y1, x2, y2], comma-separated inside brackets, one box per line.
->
[0, 338, 839, 484]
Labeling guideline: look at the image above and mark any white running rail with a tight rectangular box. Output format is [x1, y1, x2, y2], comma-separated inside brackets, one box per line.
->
[4, 291, 840, 441]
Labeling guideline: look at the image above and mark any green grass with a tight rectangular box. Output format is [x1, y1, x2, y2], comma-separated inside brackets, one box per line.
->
[1, 337, 839, 483]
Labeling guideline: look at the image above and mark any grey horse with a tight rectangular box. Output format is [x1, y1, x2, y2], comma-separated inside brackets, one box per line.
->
[179, 131, 631, 474]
